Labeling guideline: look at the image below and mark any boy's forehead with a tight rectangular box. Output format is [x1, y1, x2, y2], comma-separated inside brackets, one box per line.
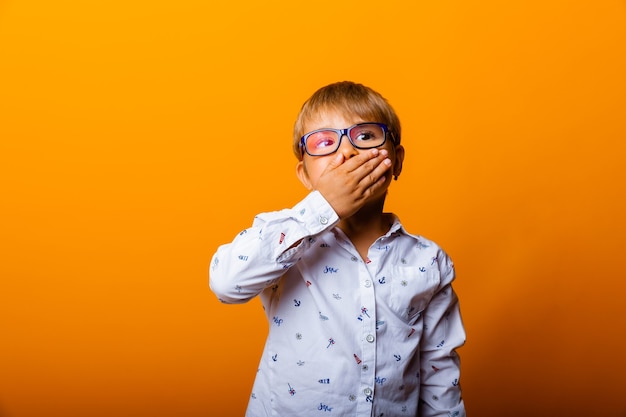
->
[303, 107, 366, 130]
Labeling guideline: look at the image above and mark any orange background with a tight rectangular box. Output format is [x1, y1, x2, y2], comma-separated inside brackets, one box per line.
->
[1, 1, 625, 416]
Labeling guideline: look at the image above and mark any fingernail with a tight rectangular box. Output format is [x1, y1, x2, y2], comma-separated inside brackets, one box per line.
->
[371, 149, 379, 156]
[380, 149, 389, 157]
[384, 158, 392, 166]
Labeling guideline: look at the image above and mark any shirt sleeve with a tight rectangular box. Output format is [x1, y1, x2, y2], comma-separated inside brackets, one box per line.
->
[208, 191, 339, 304]
[418, 250, 466, 417]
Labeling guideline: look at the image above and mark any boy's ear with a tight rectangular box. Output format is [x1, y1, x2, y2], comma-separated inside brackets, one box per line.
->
[295, 161, 314, 190]
[393, 145, 405, 178]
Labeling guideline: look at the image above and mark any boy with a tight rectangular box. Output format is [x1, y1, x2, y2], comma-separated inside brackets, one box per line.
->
[209, 81, 466, 416]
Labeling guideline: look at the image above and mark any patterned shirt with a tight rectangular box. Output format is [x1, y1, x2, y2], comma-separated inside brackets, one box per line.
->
[210, 191, 466, 417]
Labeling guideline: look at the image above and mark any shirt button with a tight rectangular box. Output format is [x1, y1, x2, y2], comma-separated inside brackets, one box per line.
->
[366, 334, 375, 343]
[364, 280, 372, 288]
[319, 216, 329, 225]
[362, 364, 369, 371]
[363, 387, 373, 396]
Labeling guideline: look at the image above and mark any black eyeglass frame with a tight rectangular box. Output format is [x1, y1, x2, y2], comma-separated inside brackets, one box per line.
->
[299, 122, 396, 157]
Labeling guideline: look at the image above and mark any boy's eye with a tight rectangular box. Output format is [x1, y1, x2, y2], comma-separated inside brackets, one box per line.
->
[309, 132, 337, 150]
[352, 129, 379, 142]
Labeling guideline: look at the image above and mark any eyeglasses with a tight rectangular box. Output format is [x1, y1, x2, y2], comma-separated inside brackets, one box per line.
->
[300, 122, 393, 157]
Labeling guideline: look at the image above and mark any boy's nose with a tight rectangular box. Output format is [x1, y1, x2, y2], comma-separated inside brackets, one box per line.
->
[337, 134, 359, 158]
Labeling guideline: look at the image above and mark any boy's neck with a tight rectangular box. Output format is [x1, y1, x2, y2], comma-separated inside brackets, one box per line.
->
[336, 198, 393, 260]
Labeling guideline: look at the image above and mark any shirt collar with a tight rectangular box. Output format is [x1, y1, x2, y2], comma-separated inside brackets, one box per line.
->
[384, 214, 424, 244]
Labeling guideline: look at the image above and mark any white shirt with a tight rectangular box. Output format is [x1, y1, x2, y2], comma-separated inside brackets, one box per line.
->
[210, 191, 466, 417]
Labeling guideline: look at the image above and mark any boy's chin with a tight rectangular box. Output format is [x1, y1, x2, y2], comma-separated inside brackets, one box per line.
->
[363, 191, 389, 208]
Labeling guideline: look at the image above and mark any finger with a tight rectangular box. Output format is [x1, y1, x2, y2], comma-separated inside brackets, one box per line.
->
[320, 152, 346, 176]
[350, 150, 391, 183]
[341, 148, 382, 173]
[359, 157, 392, 189]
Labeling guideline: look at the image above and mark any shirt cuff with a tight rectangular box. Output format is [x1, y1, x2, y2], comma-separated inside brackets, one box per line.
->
[292, 190, 339, 235]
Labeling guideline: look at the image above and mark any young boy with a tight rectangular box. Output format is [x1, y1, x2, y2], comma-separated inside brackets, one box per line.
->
[209, 81, 466, 416]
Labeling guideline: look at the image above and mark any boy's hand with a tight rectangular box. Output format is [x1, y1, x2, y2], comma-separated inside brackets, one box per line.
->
[314, 149, 392, 219]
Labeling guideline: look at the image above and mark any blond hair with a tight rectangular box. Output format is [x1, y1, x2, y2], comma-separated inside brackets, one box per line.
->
[292, 81, 401, 159]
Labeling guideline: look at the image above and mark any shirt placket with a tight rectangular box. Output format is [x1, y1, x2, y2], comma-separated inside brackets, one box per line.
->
[356, 257, 377, 414]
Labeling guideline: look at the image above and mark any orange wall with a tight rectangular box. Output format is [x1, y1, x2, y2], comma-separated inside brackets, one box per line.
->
[1, 1, 625, 416]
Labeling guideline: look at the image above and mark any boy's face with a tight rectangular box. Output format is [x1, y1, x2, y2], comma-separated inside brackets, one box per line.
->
[296, 109, 404, 203]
